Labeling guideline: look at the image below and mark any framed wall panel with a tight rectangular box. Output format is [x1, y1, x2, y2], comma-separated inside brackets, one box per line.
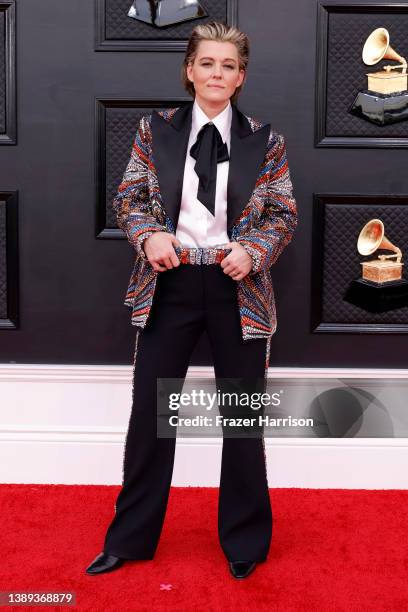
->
[0, 1, 16, 144]
[311, 194, 408, 333]
[0, 191, 18, 329]
[95, 97, 190, 239]
[315, 1, 408, 148]
[95, 0, 238, 51]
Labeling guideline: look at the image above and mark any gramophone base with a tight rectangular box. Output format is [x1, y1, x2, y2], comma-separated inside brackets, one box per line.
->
[361, 260, 403, 283]
[349, 89, 408, 126]
[344, 278, 408, 313]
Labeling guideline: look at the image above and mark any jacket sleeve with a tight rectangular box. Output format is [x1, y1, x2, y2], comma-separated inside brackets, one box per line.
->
[113, 115, 167, 260]
[235, 131, 297, 275]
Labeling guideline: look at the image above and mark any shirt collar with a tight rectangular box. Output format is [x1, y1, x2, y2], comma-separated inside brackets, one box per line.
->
[192, 99, 232, 143]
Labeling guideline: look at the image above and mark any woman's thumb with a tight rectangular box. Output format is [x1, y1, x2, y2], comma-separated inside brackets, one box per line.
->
[171, 235, 182, 248]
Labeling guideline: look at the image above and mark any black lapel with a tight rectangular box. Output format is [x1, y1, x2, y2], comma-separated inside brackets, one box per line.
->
[227, 105, 271, 232]
[151, 101, 193, 231]
[151, 101, 270, 234]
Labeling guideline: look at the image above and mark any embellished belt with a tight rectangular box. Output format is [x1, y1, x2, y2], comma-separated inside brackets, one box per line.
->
[173, 246, 232, 265]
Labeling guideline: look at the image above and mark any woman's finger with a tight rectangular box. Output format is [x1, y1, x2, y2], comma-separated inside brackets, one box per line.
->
[224, 263, 240, 275]
[160, 256, 174, 270]
[152, 262, 167, 272]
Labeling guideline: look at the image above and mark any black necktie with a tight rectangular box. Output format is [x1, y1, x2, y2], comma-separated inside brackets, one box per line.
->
[189, 122, 229, 216]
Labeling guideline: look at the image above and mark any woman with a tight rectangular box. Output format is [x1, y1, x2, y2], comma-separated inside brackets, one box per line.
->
[86, 21, 297, 580]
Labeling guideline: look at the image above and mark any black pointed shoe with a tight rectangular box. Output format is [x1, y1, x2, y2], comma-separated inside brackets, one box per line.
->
[85, 552, 125, 575]
[229, 561, 257, 579]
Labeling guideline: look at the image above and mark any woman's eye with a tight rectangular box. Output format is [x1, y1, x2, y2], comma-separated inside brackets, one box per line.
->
[200, 63, 234, 69]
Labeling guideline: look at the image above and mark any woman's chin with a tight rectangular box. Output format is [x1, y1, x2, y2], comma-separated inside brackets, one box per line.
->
[198, 89, 231, 104]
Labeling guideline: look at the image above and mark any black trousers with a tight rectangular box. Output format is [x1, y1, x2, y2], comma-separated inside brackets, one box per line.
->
[103, 263, 272, 561]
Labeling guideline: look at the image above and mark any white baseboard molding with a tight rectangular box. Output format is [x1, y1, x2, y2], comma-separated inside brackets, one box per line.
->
[1, 364, 407, 489]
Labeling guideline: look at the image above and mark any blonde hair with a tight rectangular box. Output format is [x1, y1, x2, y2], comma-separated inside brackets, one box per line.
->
[181, 21, 249, 104]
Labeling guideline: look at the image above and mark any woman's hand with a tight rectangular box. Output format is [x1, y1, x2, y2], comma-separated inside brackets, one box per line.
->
[144, 232, 182, 272]
[220, 242, 253, 281]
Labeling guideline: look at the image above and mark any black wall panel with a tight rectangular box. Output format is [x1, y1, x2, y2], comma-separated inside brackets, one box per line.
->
[0, 198, 6, 319]
[0, 191, 18, 328]
[0, 1, 16, 144]
[0, 11, 5, 134]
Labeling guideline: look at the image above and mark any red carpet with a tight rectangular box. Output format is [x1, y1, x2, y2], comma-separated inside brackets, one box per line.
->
[2, 485, 408, 611]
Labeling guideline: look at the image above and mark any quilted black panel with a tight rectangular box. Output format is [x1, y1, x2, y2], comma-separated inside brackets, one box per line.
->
[326, 10, 408, 137]
[322, 203, 408, 324]
[0, 200, 6, 318]
[105, 0, 227, 40]
[105, 106, 150, 228]
[0, 12, 5, 134]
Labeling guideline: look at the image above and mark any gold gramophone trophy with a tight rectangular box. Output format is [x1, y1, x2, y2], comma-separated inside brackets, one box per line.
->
[358, 219, 403, 283]
[349, 27, 408, 125]
[344, 219, 408, 313]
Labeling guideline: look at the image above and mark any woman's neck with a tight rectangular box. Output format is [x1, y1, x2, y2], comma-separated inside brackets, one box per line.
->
[194, 96, 230, 120]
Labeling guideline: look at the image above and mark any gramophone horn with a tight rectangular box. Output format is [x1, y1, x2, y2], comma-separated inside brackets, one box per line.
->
[362, 27, 406, 68]
[357, 218, 402, 262]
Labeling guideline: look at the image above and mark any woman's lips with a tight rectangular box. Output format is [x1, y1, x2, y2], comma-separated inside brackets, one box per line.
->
[208, 85, 224, 88]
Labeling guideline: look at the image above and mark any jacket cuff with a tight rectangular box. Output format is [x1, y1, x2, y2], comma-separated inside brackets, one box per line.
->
[235, 238, 265, 275]
[136, 231, 154, 260]
[134, 228, 165, 260]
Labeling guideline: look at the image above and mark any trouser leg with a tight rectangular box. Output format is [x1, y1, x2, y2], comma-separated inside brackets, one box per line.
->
[103, 265, 205, 559]
[203, 265, 272, 561]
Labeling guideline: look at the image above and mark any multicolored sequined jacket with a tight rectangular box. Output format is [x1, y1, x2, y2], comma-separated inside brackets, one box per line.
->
[113, 101, 297, 342]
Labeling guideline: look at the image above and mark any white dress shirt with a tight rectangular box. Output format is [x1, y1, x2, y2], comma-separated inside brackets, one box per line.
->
[175, 99, 232, 247]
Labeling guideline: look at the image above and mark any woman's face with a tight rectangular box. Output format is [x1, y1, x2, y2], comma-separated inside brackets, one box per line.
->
[186, 40, 245, 106]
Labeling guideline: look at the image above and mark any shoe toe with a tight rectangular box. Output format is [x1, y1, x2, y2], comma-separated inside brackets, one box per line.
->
[229, 560, 257, 579]
[85, 552, 124, 575]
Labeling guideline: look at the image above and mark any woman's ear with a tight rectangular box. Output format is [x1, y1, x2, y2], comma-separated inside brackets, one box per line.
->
[186, 62, 194, 83]
[237, 69, 246, 88]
